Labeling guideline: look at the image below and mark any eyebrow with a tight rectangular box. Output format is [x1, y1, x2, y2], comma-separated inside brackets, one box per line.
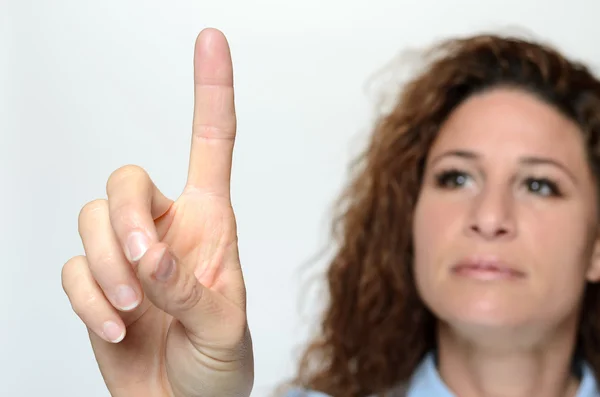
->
[429, 150, 579, 185]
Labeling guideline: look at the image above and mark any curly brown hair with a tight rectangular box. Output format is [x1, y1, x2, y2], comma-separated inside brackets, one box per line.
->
[280, 33, 600, 397]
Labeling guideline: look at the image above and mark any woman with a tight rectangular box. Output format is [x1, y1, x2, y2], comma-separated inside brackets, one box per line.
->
[61, 28, 600, 397]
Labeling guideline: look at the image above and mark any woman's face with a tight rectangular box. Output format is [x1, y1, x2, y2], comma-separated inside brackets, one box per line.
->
[413, 88, 600, 337]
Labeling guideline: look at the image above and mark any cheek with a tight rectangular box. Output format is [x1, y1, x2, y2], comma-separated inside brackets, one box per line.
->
[524, 209, 592, 294]
[413, 193, 464, 252]
[495, 207, 593, 327]
[412, 196, 462, 287]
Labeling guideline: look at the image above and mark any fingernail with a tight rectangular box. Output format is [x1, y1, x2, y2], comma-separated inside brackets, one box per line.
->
[126, 231, 150, 262]
[154, 247, 175, 282]
[115, 284, 139, 311]
[103, 321, 125, 343]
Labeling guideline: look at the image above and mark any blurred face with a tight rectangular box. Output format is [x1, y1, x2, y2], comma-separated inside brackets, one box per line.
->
[413, 88, 600, 336]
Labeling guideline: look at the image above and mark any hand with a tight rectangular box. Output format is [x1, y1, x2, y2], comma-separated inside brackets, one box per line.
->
[62, 28, 253, 397]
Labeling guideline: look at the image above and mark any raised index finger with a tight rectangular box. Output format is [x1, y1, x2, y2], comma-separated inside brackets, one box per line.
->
[186, 28, 237, 198]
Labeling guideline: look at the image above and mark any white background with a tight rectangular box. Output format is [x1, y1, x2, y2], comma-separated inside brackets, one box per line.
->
[4, 1, 600, 396]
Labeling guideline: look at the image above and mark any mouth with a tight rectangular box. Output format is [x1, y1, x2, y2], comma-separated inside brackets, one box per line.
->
[451, 256, 526, 281]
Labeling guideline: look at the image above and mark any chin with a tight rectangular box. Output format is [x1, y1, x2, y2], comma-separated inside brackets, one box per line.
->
[424, 282, 538, 330]
[431, 301, 546, 349]
[440, 301, 532, 330]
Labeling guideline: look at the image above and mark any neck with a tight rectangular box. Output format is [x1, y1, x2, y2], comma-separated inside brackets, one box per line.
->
[436, 320, 582, 397]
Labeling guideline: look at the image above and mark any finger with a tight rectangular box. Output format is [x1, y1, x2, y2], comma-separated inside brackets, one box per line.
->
[137, 243, 247, 345]
[186, 28, 237, 198]
[78, 199, 144, 312]
[106, 165, 173, 265]
[62, 255, 127, 344]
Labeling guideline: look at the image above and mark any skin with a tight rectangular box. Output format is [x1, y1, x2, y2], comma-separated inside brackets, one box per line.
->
[62, 29, 253, 397]
[413, 88, 600, 397]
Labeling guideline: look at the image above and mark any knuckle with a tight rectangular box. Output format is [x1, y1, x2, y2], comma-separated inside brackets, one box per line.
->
[106, 164, 148, 195]
[193, 123, 236, 140]
[78, 199, 107, 232]
[109, 201, 143, 231]
[72, 293, 101, 320]
[61, 256, 94, 317]
[172, 273, 203, 312]
[61, 257, 102, 318]
[61, 256, 87, 296]
[105, 165, 152, 231]
[70, 293, 94, 318]
[90, 251, 119, 272]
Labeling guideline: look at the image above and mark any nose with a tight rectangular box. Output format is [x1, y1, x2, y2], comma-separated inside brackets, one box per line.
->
[467, 185, 516, 240]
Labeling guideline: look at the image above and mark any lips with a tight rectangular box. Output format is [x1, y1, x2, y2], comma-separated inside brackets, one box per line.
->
[451, 256, 525, 280]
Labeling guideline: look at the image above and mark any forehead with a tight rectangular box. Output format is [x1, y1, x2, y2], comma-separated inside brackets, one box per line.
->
[429, 88, 586, 165]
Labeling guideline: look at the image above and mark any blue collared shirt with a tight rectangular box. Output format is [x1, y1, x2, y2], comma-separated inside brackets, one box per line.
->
[285, 352, 599, 396]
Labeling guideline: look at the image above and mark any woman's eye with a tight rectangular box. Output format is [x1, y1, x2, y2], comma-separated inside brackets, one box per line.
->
[435, 170, 471, 189]
[525, 178, 561, 197]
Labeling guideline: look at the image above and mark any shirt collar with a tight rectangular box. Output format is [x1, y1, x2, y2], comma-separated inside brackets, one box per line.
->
[406, 352, 599, 397]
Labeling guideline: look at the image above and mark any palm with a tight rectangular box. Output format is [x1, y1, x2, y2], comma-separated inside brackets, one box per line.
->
[160, 191, 238, 292]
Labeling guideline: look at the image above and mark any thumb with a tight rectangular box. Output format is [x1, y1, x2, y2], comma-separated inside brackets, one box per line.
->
[137, 243, 239, 342]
